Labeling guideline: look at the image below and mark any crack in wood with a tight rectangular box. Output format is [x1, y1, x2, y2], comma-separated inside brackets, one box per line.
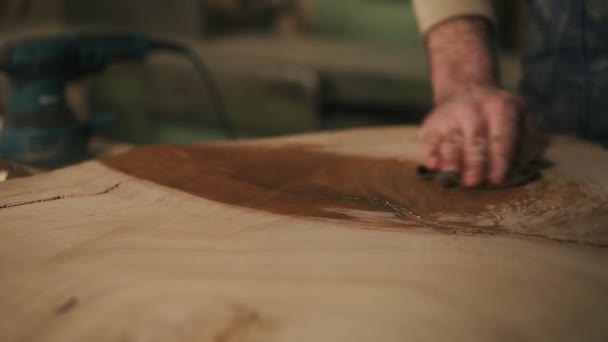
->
[0, 183, 121, 211]
[102, 144, 608, 249]
[54, 297, 79, 315]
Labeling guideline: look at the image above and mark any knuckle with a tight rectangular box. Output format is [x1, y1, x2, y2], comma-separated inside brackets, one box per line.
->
[437, 126, 462, 142]
[490, 152, 512, 167]
[465, 150, 486, 166]
[464, 120, 486, 138]
[490, 134, 516, 147]
[491, 146, 513, 162]
[465, 136, 488, 152]
[466, 144, 485, 156]
[442, 138, 464, 154]
[444, 104, 476, 122]
[433, 118, 457, 134]
[422, 147, 434, 157]
[464, 167, 482, 178]
[465, 139, 486, 152]
[466, 160, 485, 171]
[486, 94, 516, 115]
[440, 143, 457, 155]
[419, 126, 440, 142]
[457, 107, 482, 124]
[490, 114, 519, 135]
[440, 144, 460, 159]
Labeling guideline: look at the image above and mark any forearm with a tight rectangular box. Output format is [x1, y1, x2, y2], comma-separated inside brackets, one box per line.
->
[419, 17, 524, 187]
[426, 17, 498, 104]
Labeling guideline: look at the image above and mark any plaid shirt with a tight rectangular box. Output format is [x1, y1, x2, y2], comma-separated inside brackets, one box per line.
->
[415, 0, 608, 146]
[521, 0, 608, 146]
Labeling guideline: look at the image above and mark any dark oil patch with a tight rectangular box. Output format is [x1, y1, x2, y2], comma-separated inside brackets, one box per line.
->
[103, 144, 607, 247]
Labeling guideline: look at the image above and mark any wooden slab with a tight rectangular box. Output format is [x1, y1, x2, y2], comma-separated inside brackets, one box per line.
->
[1, 126, 607, 342]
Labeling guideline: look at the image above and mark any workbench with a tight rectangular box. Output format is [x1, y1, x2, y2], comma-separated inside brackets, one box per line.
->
[1, 126, 607, 341]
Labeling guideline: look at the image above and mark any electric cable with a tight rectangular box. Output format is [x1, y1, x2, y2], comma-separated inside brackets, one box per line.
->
[149, 39, 237, 139]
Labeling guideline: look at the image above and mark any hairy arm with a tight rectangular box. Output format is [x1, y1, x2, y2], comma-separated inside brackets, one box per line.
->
[419, 17, 525, 187]
[428, 17, 496, 104]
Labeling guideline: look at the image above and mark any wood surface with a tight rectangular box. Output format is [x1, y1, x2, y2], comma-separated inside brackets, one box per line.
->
[0, 126, 607, 342]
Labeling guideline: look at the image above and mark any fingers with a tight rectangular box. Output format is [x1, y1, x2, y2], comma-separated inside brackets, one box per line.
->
[460, 113, 487, 187]
[418, 89, 523, 188]
[419, 116, 442, 170]
[420, 133, 441, 170]
[420, 112, 463, 172]
[438, 131, 462, 172]
[422, 138, 441, 169]
[486, 98, 519, 184]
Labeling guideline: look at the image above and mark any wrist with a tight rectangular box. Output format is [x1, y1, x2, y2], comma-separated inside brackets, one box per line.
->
[426, 16, 498, 104]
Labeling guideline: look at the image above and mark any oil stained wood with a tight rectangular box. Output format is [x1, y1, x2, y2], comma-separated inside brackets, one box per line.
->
[104, 143, 607, 246]
[1, 126, 607, 342]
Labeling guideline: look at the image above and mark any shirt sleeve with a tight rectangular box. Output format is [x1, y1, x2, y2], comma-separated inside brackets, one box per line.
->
[412, 0, 496, 34]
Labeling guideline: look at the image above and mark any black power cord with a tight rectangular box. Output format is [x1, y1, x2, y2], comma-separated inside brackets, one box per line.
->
[148, 39, 237, 140]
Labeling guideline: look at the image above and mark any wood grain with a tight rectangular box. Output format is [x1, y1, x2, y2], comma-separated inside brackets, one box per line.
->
[1, 126, 607, 342]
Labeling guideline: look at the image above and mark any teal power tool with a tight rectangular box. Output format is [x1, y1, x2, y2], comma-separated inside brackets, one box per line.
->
[0, 32, 232, 169]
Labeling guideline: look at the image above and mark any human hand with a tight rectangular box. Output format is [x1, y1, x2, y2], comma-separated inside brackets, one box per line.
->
[419, 86, 526, 187]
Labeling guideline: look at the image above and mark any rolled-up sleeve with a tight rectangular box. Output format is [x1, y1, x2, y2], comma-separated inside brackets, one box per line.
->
[412, 0, 496, 34]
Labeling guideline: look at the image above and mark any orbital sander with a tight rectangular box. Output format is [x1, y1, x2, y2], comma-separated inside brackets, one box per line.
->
[0, 32, 232, 169]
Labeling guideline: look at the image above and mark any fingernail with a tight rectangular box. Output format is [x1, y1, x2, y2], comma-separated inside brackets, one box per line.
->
[463, 178, 479, 187]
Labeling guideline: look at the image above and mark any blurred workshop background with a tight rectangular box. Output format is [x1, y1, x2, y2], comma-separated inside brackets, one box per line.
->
[0, 0, 525, 146]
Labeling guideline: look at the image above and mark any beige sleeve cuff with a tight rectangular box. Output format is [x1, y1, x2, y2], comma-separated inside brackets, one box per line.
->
[412, 0, 496, 34]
